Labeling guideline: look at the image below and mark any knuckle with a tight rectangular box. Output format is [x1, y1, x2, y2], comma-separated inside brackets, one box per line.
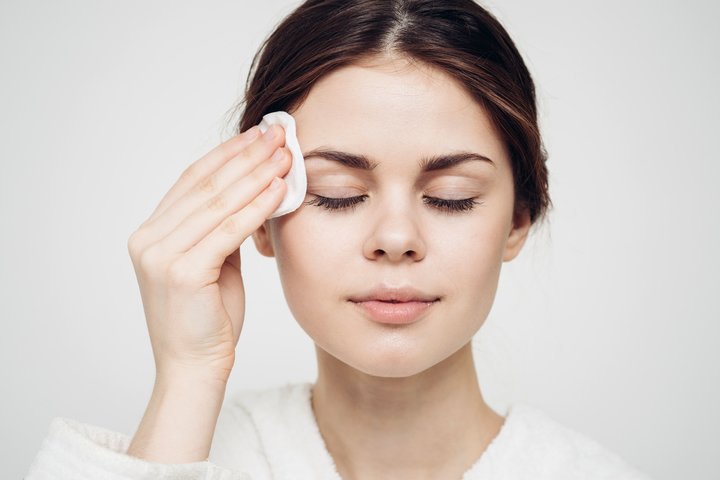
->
[234, 147, 254, 165]
[180, 164, 198, 183]
[137, 247, 163, 274]
[219, 215, 238, 235]
[128, 227, 152, 260]
[205, 193, 227, 212]
[127, 231, 142, 257]
[196, 173, 218, 194]
[167, 259, 196, 287]
[219, 215, 243, 235]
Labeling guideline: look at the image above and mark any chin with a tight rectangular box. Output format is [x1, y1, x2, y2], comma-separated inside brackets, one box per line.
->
[332, 342, 450, 379]
[351, 361, 435, 379]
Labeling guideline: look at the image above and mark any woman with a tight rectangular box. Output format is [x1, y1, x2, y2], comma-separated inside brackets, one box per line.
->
[26, 0, 651, 478]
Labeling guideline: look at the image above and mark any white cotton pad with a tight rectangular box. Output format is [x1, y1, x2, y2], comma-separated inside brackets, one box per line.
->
[257, 111, 307, 219]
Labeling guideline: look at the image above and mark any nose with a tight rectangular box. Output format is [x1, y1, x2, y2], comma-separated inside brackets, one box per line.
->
[362, 196, 427, 263]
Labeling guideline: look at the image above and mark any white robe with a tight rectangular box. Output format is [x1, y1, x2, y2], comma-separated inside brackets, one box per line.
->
[25, 381, 652, 479]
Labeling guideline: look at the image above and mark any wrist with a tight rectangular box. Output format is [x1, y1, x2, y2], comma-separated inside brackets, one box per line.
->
[155, 362, 232, 394]
[128, 374, 227, 463]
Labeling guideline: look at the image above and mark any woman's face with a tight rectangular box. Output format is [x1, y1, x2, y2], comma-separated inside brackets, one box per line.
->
[253, 55, 531, 378]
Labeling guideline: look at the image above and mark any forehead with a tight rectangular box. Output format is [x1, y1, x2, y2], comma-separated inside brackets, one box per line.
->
[288, 55, 509, 171]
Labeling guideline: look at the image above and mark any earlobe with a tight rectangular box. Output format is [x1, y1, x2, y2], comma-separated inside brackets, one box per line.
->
[251, 220, 276, 258]
[502, 207, 532, 262]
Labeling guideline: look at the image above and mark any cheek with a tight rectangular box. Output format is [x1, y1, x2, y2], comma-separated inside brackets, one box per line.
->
[270, 192, 511, 321]
[437, 225, 504, 295]
[270, 214, 349, 312]
[431, 203, 511, 313]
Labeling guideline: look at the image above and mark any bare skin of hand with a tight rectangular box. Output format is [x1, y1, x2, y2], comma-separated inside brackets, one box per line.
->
[125, 124, 291, 462]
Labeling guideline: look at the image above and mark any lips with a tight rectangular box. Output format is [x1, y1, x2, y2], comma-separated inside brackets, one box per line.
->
[348, 284, 440, 325]
[350, 299, 438, 325]
[348, 285, 440, 303]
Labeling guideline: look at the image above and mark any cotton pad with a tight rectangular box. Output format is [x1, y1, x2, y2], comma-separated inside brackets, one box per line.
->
[257, 111, 307, 219]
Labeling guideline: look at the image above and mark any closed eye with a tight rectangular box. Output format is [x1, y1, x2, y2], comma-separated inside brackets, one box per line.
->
[303, 194, 482, 213]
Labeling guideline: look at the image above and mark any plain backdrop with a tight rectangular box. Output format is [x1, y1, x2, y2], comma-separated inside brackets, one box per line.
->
[1, 1, 718, 478]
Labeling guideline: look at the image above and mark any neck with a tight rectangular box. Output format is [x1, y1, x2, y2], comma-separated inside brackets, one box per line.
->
[311, 342, 505, 480]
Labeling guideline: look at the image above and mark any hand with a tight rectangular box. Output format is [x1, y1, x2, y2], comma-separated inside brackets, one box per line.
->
[126, 124, 290, 385]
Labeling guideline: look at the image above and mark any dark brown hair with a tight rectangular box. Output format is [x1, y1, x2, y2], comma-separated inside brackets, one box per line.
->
[233, 0, 551, 227]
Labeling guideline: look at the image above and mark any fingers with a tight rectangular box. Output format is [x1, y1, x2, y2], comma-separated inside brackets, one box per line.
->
[149, 143, 291, 258]
[136, 125, 287, 251]
[145, 125, 264, 224]
[169, 176, 287, 287]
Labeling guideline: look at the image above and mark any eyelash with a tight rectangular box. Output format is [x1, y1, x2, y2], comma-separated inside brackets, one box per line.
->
[304, 194, 482, 213]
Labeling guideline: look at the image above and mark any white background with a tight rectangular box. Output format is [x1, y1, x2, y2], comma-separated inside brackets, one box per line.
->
[1, 1, 718, 478]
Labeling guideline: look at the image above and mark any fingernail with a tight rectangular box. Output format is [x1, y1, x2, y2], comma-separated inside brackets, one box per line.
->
[269, 177, 282, 190]
[271, 148, 284, 162]
[265, 125, 279, 141]
[246, 126, 260, 139]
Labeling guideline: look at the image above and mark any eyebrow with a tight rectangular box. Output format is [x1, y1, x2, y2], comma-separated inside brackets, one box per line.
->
[301, 148, 496, 172]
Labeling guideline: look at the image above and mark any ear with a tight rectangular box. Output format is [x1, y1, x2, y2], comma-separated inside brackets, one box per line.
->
[502, 206, 532, 262]
[251, 220, 276, 257]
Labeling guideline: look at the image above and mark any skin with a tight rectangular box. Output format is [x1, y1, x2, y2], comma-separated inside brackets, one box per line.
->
[252, 54, 532, 480]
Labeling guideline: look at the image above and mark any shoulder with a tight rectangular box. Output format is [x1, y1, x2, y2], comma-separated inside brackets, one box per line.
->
[466, 403, 652, 480]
